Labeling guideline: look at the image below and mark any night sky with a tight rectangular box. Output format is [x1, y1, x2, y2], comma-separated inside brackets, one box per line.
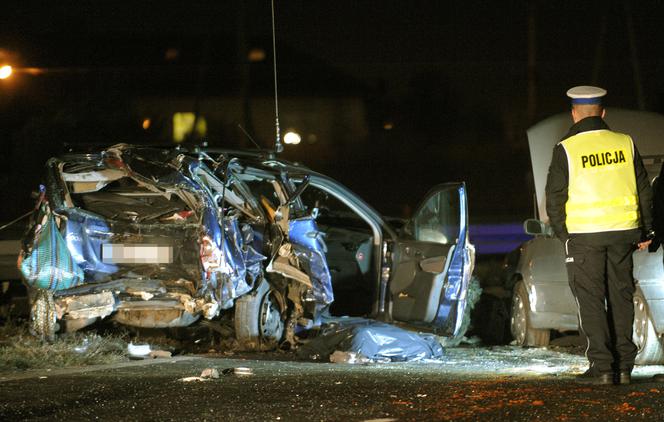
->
[2, 1, 664, 224]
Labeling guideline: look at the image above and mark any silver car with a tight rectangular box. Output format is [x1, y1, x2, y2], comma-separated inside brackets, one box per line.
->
[507, 109, 664, 364]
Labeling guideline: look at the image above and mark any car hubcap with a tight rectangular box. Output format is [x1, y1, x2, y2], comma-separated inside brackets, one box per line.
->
[259, 291, 284, 342]
[511, 292, 527, 345]
[633, 295, 647, 352]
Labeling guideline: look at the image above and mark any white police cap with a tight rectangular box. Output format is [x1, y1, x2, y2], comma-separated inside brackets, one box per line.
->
[566, 86, 607, 104]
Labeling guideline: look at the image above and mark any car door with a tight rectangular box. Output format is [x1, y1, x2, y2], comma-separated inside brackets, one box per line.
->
[390, 182, 473, 336]
[521, 235, 578, 325]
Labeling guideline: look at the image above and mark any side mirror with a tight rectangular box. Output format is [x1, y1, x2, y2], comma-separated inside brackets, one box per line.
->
[524, 219, 550, 236]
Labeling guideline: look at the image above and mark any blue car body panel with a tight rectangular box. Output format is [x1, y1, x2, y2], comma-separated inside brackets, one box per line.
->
[289, 216, 334, 305]
[431, 184, 473, 336]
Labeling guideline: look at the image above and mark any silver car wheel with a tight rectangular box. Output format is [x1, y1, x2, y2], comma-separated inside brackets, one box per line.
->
[235, 278, 285, 350]
[511, 286, 528, 345]
[633, 293, 648, 352]
[259, 290, 284, 341]
[510, 280, 550, 346]
[633, 287, 664, 365]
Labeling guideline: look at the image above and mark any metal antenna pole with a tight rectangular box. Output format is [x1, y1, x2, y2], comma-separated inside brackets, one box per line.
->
[271, 0, 283, 153]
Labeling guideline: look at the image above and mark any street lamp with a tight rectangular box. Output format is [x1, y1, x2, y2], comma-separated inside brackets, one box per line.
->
[0, 65, 12, 79]
[284, 130, 301, 145]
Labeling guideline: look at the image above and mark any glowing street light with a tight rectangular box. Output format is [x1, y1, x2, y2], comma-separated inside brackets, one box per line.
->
[248, 48, 266, 63]
[284, 131, 301, 145]
[0, 65, 12, 79]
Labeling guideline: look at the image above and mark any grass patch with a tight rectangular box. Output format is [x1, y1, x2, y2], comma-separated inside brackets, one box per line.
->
[0, 320, 128, 371]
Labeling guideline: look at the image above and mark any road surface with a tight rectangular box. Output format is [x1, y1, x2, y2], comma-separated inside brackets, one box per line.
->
[2, 344, 664, 421]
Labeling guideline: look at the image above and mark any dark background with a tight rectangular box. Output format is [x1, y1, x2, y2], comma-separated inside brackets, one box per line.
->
[2, 0, 664, 227]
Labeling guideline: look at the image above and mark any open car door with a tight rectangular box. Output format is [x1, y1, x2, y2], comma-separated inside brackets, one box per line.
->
[390, 183, 474, 336]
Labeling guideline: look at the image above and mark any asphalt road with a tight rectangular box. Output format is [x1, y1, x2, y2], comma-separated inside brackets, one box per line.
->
[2, 345, 664, 421]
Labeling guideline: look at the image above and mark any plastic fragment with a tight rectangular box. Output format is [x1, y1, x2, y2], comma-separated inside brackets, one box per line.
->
[233, 367, 253, 376]
[179, 376, 208, 382]
[330, 351, 370, 364]
[127, 343, 151, 358]
[200, 368, 220, 379]
[149, 350, 172, 359]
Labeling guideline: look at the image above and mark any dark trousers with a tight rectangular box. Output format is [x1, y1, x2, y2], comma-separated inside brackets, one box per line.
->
[564, 229, 640, 373]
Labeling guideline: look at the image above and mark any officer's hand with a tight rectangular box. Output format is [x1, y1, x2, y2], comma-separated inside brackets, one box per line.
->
[637, 240, 652, 251]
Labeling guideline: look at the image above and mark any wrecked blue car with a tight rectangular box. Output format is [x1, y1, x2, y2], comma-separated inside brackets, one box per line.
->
[20, 144, 475, 348]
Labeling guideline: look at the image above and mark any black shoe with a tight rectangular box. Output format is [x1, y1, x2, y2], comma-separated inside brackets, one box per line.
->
[575, 369, 614, 385]
[618, 370, 631, 385]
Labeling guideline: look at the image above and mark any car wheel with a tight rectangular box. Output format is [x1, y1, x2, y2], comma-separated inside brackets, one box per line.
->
[29, 289, 57, 342]
[510, 280, 550, 347]
[234, 278, 285, 350]
[633, 287, 664, 365]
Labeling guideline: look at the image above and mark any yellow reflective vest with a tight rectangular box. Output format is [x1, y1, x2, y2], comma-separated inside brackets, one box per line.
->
[560, 130, 640, 233]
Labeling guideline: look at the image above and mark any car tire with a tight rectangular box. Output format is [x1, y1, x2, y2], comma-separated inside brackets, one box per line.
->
[510, 280, 550, 347]
[633, 287, 664, 365]
[234, 278, 285, 350]
[29, 289, 57, 342]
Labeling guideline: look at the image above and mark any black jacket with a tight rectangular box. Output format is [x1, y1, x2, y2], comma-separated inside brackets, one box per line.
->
[545, 116, 653, 240]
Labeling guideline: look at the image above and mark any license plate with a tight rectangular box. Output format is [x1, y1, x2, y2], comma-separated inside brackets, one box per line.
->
[102, 244, 173, 264]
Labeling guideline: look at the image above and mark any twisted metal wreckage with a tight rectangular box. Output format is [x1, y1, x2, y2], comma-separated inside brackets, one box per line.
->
[20, 144, 333, 346]
[19, 143, 476, 358]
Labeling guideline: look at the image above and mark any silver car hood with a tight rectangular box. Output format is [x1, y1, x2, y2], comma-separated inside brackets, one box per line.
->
[527, 108, 664, 222]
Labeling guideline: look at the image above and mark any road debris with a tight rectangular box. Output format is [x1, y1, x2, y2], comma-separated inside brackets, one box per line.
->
[233, 367, 253, 376]
[127, 342, 172, 360]
[74, 337, 91, 353]
[179, 376, 205, 382]
[330, 351, 371, 364]
[179, 367, 221, 382]
[149, 350, 172, 359]
[200, 368, 219, 379]
[127, 343, 151, 359]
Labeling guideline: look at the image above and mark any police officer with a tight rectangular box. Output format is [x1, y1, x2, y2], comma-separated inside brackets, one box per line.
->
[545, 86, 654, 385]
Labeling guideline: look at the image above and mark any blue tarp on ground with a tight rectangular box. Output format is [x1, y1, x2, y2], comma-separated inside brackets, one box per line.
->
[297, 317, 444, 362]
